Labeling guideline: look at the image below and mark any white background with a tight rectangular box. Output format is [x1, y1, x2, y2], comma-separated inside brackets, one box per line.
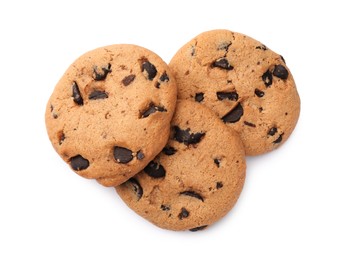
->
[1, 0, 343, 259]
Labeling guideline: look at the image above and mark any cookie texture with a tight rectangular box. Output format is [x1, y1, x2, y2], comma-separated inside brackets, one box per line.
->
[169, 29, 300, 155]
[116, 100, 246, 231]
[45, 44, 177, 186]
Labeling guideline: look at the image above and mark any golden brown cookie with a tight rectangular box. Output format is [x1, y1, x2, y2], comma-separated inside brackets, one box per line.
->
[45, 44, 177, 187]
[169, 29, 300, 155]
[116, 100, 246, 231]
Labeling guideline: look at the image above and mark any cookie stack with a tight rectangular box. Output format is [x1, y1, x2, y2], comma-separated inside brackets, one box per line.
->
[45, 29, 300, 231]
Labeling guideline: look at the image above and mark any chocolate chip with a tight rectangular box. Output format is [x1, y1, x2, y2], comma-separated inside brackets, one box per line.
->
[173, 126, 205, 145]
[161, 205, 170, 211]
[189, 225, 208, 232]
[212, 58, 233, 70]
[136, 151, 145, 160]
[89, 90, 108, 100]
[159, 72, 169, 82]
[244, 121, 256, 127]
[163, 146, 177, 156]
[273, 65, 289, 80]
[93, 63, 112, 81]
[255, 88, 265, 97]
[72, 81, 83, 105]
[221, 103, 243, 123]
[216, 182, 223, 189]
[155, 82, 161, 88]
[141, 60, 157, 80]
[70, 155, 89, 171]
[50, 104, 54, 112]
[214, 158, 220, 167]
[113, 146, 133, 164]
[144, 161, 166, 178]
[256, 44, 267, 50]
[178, 207, 189, 220]
[191, 46, 196, 56]
[262, 69, 273, 87]
[141, 103, 167, 118]
[58, 131, 65, 145]
[280, 55, 286, 64]
[195, 92, 204, 102]
[122, 74, 136, 86]
[216, 91, 238, 101]
[268, 127, 277, 136]
[273, 134, 283, 144]
[218, 42, 231, 51]
[124, 178, 143, 200]
[180, 191, 204, 202]
[53, 114, 58, 119]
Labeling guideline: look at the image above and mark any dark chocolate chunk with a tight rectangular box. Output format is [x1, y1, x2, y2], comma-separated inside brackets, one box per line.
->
[72, 81, 83, 105]
[195, 92, 204, 102]
[254, 88, 265, 97]
[163, 146, 177, 156]
[189, 225, 208, 232]
[161, 205, 170, 211]
[114, 146, 133, 164]
[70, 155, 89, 171]
[173, 126, 205, 145]
[268, 127, 277, 136]
[244, 121, 256, 127]
[216, 91, 238, 101]
[125, 178, 143, 200]
[93, 63, 112, 81]
[273, 134, 283, 144]
[122, 74, 136, 86]
[273, 64, 289, 80]
[155, 82, 161, 88]
[221, 103, 243, 123]
[144, 161, 166, 178]
[262, 69, 273, 87]
[216, 182, 223, 189]
[142, 60, 157, 80]
[159, 71, 169, 82]
[214, 158, 220, 167]
[212, 58, 233, 70]
[280, 55, 286, 64]
[89, 90, 108, 100]
[256, 44, 267, 50]
[141, 103, 167, 118]
[178, 207, 189, 220]
[180, 191, 204, 202]
[136, 150, 145, 160]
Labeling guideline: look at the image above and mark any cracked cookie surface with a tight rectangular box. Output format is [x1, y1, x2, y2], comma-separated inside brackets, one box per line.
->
[45, 44, 177, 186]
[169, 29, 300, 155]
[116, 100, 246, 231]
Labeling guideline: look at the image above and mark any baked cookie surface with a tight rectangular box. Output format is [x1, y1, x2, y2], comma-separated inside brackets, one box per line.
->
[116, 100, 246, 231]
[45, 44, 177, 186]
[169, 29, 300, 155]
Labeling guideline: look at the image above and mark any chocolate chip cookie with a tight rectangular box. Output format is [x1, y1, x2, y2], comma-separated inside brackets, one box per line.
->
[45, 44, 177, 186]
[116, 100, 246, 231]
[169, 29, 300, 155]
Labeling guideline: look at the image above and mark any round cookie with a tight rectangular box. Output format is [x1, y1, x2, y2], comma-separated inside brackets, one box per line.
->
[169, 29, 300, 155]
[45, 44, 177, 187]
[116, 100, 246, 231]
